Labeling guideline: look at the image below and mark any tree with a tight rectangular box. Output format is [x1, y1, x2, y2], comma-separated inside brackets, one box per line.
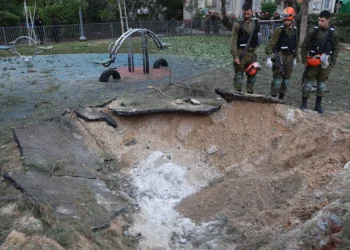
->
[84, 0, 106, 23]
[184, 0, 199, 18]
[299, 0, 309, 44]
[0, 0, 24, 26]
[221, 0, 233, 31]
[221, 0, 226, 16]
[261, 1, 277, 15]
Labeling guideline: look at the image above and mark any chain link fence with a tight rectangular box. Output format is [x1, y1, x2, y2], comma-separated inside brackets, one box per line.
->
[0, 20, 277, 46]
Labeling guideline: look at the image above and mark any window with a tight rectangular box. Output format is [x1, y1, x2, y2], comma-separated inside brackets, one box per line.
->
[324, 0, 330, 9]
[206, 0, 215, 7]
[226, 0, 233, 10]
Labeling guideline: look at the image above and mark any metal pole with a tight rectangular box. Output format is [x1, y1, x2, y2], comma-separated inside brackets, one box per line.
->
[3, 28, 7, 45]
[79, 3, 86, 41]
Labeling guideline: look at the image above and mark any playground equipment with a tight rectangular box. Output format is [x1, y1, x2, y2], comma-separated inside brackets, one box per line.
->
[0, 36, 53, 63]
[0, 1, 53, 63]
[98, 0, 170, 82]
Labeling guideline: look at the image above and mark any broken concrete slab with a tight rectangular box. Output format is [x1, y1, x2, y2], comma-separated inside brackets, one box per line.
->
[215, 88, 285, 104]
[13, 117, 103, 178]
[4, 171, 127, 230]
[75, 107, 117, 128]
[109, 103, 220, 116]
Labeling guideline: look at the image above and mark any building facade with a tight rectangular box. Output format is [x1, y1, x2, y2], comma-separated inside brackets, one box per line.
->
[308, 0, 337, 13]
[183, 0, 262, 20]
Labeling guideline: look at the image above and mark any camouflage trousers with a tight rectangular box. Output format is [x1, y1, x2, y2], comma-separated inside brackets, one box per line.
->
[233, 51, 257, 94]
[302, 65, 332, 97]
[270, 52, 294, 96]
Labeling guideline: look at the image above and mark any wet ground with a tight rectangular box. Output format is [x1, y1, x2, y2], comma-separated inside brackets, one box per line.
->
[0, 54, 215, 127]
[1, 48, 350, 249]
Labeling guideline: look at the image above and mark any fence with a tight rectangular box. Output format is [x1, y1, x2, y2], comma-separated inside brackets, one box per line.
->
[0, 20, 277, 46]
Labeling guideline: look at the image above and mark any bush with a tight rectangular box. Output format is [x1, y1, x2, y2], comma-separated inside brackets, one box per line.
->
[332, 13, 350, 27]
[307, 13, 319, 26]
[193, 8, 205, 20]
[36, 2, 82, 25]
[261, 1, 277, 16]
[0, 11, 20, 27]
[304, 13, 350, 42]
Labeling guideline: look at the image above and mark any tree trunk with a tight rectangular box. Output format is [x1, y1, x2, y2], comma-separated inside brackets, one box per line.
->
[221, 0, 226, 16]
[300, 0, 309, 44]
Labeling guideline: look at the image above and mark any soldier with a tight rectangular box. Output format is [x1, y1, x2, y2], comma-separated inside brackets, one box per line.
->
[300, 10, 340, 113]
[231, 2, 260, 93]
[205, 13, 211, 34]
[265, 7, 298, 100]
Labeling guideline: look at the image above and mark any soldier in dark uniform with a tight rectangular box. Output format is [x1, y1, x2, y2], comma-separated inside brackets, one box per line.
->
[265, 7, 298, 100]
[300, 10, 340, 113]
[230, 2, 260, 93]
[205, 13, 211, 34]
[34, 14, 44, 44]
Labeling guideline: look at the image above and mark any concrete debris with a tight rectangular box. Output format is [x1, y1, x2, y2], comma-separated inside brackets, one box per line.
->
[190, 98, 201, 105]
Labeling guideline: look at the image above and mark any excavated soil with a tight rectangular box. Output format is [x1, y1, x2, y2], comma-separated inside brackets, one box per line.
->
[75, 101, 350, 249]
[1, 48, 350, 249]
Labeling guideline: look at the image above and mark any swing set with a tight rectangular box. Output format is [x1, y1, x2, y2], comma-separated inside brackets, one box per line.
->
[0, 0, 53, 63]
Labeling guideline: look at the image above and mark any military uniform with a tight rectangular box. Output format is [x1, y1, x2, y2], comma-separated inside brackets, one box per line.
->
[301, 25, 340, 98]
[265, 25, 298, 97]
[231, 17, 260, 93]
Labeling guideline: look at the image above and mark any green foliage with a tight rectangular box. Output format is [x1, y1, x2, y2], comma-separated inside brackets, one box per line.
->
[0, 1, 23, 19]
[332, 13, 350, 27]
[261, 1, 277, 15]
[163, 0, 183, 20]
[37, 2, 80, 25]
[332, 13, 350, 43]
[185, 0, 199, 17]
[85, 0, 107, 23]
[0, 11, 21, 27]
[99, 0, 121, 22]
[193, 8, 205, 20]
[307, 13, 319, 26]
[304, 13, 350, 42]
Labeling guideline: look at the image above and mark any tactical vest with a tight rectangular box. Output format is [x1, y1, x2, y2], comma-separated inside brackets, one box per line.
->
[309, 26, 334, 56]
[237, 18, 259, 48]
[275, 26, 297, 53]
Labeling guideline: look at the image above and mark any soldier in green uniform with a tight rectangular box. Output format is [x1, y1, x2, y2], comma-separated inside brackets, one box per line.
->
[265, 7, 298, 100]
[300, 10, 340, 113]
[230, 2, 260, 93]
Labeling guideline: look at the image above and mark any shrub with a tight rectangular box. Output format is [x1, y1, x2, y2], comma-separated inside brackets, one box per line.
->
[0, 11, 20, 27]
[261, 1, 277, 16]
[36, 2, 82, 25]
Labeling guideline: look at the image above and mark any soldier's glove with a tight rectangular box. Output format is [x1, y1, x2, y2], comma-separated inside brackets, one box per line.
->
[320, 53, 329, 69]
[266, 57, 273, 69]
[293, 59, 297, 68]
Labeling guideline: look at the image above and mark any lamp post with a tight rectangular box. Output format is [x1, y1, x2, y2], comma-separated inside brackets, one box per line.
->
[79, 1, 86, 41]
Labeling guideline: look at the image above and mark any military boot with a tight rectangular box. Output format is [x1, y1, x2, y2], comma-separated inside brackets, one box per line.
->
[278, 93, 285, 100]
[299, 97, 308, 110]
[314, 96, 324, 114]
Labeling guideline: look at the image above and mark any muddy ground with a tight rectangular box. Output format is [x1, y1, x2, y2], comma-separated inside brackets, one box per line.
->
[0, 43, 350, 250]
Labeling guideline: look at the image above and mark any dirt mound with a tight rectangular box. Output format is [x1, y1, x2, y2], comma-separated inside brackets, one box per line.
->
[76, 101, 350, 249]
[177, 103, 350, 226]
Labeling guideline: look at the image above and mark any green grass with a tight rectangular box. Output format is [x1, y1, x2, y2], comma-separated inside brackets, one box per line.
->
[24, 162, 63, 175]
[0, 36, 232, 65]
